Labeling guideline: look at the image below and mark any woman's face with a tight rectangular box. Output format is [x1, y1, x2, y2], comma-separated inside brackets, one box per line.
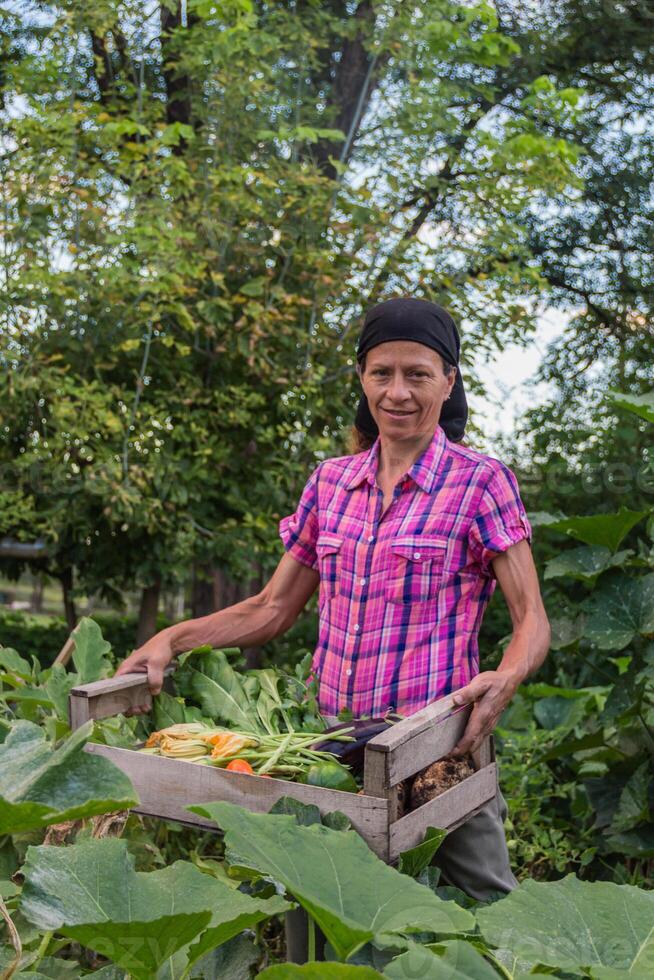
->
[357, 340, 456, 443]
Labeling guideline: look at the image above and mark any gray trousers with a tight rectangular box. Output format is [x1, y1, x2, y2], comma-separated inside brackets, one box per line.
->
[285, 778, 517, 963]
[430, 783, 518, 900]
[321, 715, 517, 900]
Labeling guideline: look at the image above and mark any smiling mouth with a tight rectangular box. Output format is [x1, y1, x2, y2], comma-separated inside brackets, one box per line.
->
[382, 409, 416, 418]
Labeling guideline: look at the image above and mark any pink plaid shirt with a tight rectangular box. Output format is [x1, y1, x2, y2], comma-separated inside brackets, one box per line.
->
[279, 424, 532, 718]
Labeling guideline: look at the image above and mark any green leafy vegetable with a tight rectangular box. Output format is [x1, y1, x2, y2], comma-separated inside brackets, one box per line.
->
[476, 875, 654, 974]
[190, 801, 474, 961]
[300, 760, 359, 793]
[0, 720, 137, 833]
[20, 837, 288, 980]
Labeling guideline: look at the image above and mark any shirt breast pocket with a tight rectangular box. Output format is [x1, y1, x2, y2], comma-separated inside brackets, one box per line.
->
[316, 532, 344, 599]
[385, 535, 447, 604]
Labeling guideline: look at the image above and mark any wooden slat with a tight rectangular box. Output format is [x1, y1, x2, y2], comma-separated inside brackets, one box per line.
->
[363, 750, 400, 823]
[388, 763, 497, 862]
[85, 744, 391, 861]
[471, 734, 495, 771]
[365, 705, 474, 788]
[68, 669, 175, 729]
[366, 695, 462, 752]
[54, 634, 75, 667]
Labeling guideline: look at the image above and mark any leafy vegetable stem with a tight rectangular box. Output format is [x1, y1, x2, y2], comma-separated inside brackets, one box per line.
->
[258, 731, 296, 774]
[307, 914, 316, 962]
[30, 928, 53, 971]
[0, 893, 22, 979]
[483, 948, 513, 980]
[280, 705, 294, 732]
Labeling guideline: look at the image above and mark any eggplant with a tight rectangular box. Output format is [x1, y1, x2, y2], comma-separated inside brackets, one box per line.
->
[315, 719, 393, 775]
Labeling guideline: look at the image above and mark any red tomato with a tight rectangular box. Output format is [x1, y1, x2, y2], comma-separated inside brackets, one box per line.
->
[226, 759, 254, 774]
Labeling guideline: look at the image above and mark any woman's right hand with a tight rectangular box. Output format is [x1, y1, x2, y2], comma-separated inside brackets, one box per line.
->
[114, 631, 176, 709]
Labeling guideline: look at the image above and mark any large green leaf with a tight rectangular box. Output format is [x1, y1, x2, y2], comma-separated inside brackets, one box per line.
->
[548, 613, 585, 650]
[43, 663, 76, 721]
[0, 646, 33, 681]
[152, 689, 205, 729]
[609, 762, 651, 834]
[176, 650, 261, 732]
[604, 826, 654, 858]
[398, 828, 447, 878]
[583, 573, 654, 650]
[70, 617, 112, 683]
[184, 933, 261, 980]
[544, 545, 631, 581]
[476, 875, 654, 974]
[0, 720, 137, 833]
[384, 942, 500, 979]
[545, 508, 647, 552]
[190, 801, 474, 962]
[260, 967, 383, 979]
[609, 389, 654, 424]
[21, 837, 287, 980]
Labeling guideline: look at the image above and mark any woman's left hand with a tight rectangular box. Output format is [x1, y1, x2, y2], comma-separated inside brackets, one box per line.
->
[448, 670, 520, 757]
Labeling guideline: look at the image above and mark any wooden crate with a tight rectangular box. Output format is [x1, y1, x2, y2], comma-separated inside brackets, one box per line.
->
[69, 674, 497, 863]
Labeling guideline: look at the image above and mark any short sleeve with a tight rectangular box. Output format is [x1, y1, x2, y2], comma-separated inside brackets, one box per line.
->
[468, 462, 533, 577]
[278, 465, 321, 570]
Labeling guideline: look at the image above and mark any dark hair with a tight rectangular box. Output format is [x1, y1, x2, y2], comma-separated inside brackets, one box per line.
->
[350, 351, 457, 453]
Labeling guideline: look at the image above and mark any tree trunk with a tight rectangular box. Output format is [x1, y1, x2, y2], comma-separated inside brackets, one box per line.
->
[31, 575, 44, 614]
[213, 564, 264, 668]
[60, 568, 77, 632]
[192, 562, 216, 618]
[163, 586, 185, 622]
[242, 565, 264, 669]
[136, 578, 161, 647]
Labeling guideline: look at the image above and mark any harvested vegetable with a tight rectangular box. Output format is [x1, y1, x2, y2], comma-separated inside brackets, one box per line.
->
[409, 756, 475, 810]
[300, 760, 359, 794]
[208, 732, 258, 760]
[139, 649, 358, 784]
[226, 759, 254, 774]
[145, 723, 210, 748]
[315, 720, 393, 775]
[141, 723, 355, 780]
[159, 737, 210, 760]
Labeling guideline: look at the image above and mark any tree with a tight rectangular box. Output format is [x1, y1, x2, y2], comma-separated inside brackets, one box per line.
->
[4, 0, 629, 631]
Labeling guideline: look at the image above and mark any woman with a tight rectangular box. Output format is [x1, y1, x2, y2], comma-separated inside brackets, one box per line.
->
[117, 297, 551, 898]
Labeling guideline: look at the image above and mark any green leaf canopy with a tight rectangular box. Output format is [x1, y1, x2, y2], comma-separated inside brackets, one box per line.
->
[609, 390, 654, 425]
[20, 837, 288, 980]
[176, 650, 262, 731]
[70, 617, 113, 683]
[583, 573, 654, 650]
[476, 875, 654, 975]
[190, 801, 474, 962]
[544, 545, 632, 582]
[0, 720, 137, 833]
[384, 941, 500, 980]
[546, 508, 647, 552]
[260, 967, 383, 979]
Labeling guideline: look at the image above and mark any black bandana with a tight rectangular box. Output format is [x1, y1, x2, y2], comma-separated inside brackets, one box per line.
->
[354, 297, 468, 443]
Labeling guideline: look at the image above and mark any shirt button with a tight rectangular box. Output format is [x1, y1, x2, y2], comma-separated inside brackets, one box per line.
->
[353, 624, 360, 632]
[413, 552, 421, 559]
[368, 534, 375, 542]
[359, 577, 366, 586]
[346, 669, 352, 677]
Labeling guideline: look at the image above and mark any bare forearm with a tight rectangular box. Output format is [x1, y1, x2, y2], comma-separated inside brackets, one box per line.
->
[165, 595, 290, 656]
[496, 608, 551, 691]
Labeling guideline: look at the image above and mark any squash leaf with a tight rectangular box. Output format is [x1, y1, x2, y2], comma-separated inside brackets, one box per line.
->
[190, 801, 474, 962]
[0, 721, 137, 833]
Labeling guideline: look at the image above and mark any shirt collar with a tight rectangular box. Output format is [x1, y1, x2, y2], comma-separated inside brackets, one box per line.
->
[344, 425, 447, 494]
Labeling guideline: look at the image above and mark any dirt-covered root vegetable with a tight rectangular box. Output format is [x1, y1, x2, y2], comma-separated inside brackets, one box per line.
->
[409, 756, 475, 811]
